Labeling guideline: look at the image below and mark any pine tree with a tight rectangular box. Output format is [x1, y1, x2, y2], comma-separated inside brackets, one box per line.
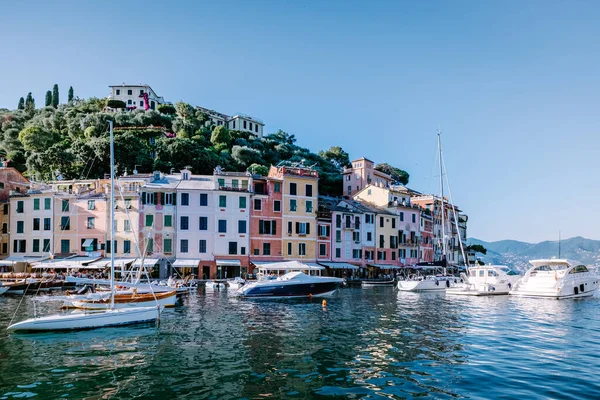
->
[45, 90, 52, 107]
[25, 92, 35, 112]
[17, 97, 24, 110]
[52, 84, 59, 108]
[68, 86, 74, 103]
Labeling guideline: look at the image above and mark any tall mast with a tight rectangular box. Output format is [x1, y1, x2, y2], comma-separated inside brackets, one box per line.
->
[438, 132, 446, 263]
[558, 230, 561, 259]
[109, 120, 115, 309]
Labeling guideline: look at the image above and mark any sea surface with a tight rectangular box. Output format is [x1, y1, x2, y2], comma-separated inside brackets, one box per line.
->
[1, 287, 599, 399]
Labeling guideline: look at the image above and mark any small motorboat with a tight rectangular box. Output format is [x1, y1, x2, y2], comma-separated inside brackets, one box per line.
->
[227, 277, 246, 290]
[361, 279, 395, 287]
[397, 275, 457, 292]
[205, 281, 226, 290]
[510, 259, 599, 299]
[62, 290, 177, 309]
[239, 271, 343, 299]
[447, 265, 519, 296]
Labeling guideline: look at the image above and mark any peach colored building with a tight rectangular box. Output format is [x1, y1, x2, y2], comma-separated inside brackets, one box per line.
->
[342, 157, 392, 197]
[250, 175, 283, 264]
[0, 163, 29, 201]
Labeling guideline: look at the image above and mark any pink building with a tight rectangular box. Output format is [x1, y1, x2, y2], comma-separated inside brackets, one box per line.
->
[75, 194, 107, 255]
[420, 210, 433, 262]
[341, 157, 393, 197]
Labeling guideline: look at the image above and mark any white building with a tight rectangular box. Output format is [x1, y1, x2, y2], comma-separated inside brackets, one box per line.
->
[108, 84, 165, 110]
[196, 107, 265, 137]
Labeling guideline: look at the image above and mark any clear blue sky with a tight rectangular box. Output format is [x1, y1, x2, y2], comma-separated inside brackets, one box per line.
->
[2, 0, 599, 243]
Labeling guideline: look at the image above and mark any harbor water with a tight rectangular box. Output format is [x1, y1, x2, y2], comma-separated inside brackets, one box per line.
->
[1, 287, 599, 399]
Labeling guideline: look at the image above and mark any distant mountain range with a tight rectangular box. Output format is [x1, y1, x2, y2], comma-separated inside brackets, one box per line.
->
[467, 236, 600, 272]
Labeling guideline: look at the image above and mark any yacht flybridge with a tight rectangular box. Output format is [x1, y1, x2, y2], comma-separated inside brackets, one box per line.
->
[447, 265, 519, 296]
[509, 259, 599, 299]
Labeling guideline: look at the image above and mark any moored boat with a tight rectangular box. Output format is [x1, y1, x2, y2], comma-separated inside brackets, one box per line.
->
[509, 259, 599, 299]
[62, 290, 177, 309]
[239, 271, 343, 299]
[447, 265, 518, 296]
[397, 275, 456, 292]
[361, 279, 395, 287]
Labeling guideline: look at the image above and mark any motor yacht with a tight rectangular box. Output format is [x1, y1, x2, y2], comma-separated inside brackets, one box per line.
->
[447, 265, 519, 296]
[510, 259, 599, 299]
[239, 271, 343, 299]
[397, 274, 457, 292]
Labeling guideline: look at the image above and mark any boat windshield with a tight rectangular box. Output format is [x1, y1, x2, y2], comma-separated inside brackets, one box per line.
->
[569, 265, 589, 274]
[533, 264, 569, 272]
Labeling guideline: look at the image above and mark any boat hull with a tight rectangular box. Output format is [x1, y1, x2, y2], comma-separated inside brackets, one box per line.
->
[240, 281, 341, 299]
[63, 291, 177, 309]
[397, 279, 450, 292]
[0, 286, 8, 295]
[7, 307, 160, 332]
[361, 280, 395, 287]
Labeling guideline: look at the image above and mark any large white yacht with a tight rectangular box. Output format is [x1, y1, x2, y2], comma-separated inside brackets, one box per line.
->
[447, 265, 519, 296]
[397, 274, 457, 292]
[509, 259, 599, 299]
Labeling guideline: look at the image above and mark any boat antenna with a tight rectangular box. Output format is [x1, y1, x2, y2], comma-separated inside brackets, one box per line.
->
[558, 230, 561, 259]
[438, 131, 447, 274]
[109, 120, 115, 310]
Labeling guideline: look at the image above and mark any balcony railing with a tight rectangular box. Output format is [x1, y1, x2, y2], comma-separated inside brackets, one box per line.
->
[218, 184, 251, 192]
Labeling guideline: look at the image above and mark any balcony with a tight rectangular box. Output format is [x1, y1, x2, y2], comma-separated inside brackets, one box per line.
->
[280, 167, 319, 178]
[218, 184, 251, 193]
[344, 222, 359, 230]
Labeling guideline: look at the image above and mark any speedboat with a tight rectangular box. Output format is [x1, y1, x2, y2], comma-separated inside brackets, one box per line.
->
[239, 271, 343, 299]
[447, 265, 519, 296]
[397, 275, 457, 292]
[227, 277, 245, 290]
[362, 279, 395, 287]
[510, 259, 599, 299]
[205, 281, 226, 290]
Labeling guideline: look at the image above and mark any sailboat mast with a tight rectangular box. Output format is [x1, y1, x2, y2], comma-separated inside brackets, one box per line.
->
[438, 133, 446, 261]
[109, 120, 115, 309]
[559, 230, 561, 259]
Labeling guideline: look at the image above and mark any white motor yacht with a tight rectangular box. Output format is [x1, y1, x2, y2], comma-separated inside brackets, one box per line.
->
[447, 265, 519, 296]
[510, 259, 599, 299]
[397, 275, 457, 292]
[239, 271, 343, 299]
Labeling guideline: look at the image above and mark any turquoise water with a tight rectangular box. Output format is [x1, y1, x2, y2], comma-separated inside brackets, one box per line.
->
[1, 287, 599, 399]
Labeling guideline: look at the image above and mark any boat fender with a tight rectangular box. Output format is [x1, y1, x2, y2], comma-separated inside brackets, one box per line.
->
[446, 280, 450, 288]
[508, 282, 512, 289]
[322, 300, 327, 307]
[435, 281, 440, 286]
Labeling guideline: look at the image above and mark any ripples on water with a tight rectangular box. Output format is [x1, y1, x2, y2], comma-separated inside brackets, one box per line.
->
[1, 288, 599, 399]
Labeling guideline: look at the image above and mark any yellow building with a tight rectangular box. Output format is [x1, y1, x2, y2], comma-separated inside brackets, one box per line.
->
[268, 165, 319, 262]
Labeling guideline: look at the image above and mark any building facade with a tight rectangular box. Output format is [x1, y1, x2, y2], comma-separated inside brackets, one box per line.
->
[250, 175, 283, 264]
[108, 84, 165, 110]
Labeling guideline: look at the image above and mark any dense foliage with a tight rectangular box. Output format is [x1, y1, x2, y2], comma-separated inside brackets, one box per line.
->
[0, 95, 410, 196]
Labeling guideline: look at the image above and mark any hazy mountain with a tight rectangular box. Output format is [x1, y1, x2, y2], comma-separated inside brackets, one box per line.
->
[468, 236, 600, 272]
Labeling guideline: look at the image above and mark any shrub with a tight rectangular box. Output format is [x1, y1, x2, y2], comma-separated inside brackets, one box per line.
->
[106, 99, 126, 109]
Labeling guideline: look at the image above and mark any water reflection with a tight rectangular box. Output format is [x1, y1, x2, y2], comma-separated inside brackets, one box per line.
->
[2, 288, 600, 398]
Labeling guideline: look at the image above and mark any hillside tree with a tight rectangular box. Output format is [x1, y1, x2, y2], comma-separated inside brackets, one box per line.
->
[24, 92, 35, 112]
[45, 91, 52, 107]
[52, 84, 59, 108]
[68, 86, 74, 103]
[17, 97, 24, 110]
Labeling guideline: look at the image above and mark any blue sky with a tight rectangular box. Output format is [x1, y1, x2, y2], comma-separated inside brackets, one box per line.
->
[2, 0, 599, 243]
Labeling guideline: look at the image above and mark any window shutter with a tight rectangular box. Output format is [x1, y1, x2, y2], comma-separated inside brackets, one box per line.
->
[326, 226, 330, 237]
[288, 221, 292, 234]
[259, 220, 264, 235]
[272, 221, 277, 235]
[141, 192, 146, 204]
[306, 223, 310, 235]
[160, 192, 165, 205]
[173, 193, 177, 205]
[296, 222, 300, 234]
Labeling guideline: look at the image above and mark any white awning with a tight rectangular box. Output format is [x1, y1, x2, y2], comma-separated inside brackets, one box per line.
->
[369, 263, 403, 270]
[216, 259, 241, 267]
[172, 259, 200, 268]
[251, 260, 324, 271]
[82, 239, 94, 247]
[0, 256, 50, 266]
[132, 258, 159, 266]
[319, 262, 359, 270]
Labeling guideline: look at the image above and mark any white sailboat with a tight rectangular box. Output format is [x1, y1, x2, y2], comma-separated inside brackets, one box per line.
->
[398, 133, 455, 292]
[7, 121, 161, 332]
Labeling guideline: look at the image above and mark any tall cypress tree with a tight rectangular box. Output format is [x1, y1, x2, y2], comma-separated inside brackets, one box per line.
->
[52, 84, 59, 108]
[68, 86, 74, 103]
[45, 90, 52, 107]
[17, 97, 24, 110]
[25, 92, 35, 112]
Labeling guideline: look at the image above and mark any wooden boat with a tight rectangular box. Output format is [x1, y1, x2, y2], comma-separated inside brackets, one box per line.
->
[63, 290, 177, 309]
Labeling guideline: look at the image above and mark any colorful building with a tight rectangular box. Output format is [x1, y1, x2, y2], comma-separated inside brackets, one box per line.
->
[269, 165, 319, 263]
[342, 157, 393, 197]
[250, 175, 283, 264]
